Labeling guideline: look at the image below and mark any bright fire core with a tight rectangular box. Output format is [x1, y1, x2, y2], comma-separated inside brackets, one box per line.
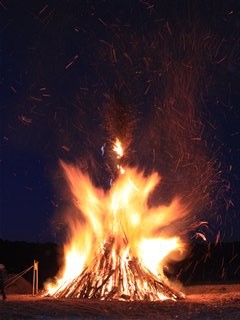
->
[46, 139, 187, 300]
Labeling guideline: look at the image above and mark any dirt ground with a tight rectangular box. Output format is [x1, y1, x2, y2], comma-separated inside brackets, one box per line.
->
[0, 284, 239, 319]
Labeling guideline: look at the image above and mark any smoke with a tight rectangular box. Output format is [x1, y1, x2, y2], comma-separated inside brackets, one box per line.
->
[37, 1, 239, 243]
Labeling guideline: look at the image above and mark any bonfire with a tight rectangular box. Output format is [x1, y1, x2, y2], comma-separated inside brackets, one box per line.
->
[46, 138, 188, 301]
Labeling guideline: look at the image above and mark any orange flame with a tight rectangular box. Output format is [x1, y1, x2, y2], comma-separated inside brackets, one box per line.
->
[45, 138, 188, 299]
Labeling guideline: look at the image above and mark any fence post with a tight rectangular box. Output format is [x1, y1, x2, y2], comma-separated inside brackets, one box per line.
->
[32, 260, 39, 296]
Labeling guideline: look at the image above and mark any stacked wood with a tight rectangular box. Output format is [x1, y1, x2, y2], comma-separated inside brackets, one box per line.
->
[52, 236, 182, 301]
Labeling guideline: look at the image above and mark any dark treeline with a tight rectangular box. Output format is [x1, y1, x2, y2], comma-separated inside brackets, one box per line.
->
[173, 241, 240, 285]
[0, 239, 239, 289]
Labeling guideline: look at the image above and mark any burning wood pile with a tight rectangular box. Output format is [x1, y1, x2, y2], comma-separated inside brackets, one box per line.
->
[45, 139, 188, 301]
[50, 236, 182, 300]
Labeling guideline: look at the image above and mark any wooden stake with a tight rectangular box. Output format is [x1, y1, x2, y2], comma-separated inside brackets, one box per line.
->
[32, 260, 39, 296]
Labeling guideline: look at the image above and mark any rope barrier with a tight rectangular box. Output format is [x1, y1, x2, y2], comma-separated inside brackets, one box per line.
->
[5, 265, 33, 288]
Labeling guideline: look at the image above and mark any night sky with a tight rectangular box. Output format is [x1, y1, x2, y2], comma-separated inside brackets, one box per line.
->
[1, 0, 240, 243]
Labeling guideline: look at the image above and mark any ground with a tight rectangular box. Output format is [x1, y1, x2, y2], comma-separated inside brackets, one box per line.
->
[1, 284, 240, 319]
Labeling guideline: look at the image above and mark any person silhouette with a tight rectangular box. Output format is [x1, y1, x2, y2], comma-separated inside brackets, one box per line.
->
[0, 264, 7, 301]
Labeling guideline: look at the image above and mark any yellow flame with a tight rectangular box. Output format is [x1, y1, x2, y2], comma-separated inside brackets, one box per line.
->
[138, 237, 181, 276]
[113, 137, 124, 158]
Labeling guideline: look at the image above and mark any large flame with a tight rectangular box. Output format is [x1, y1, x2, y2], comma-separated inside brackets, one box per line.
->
[46, 138, 188, 300]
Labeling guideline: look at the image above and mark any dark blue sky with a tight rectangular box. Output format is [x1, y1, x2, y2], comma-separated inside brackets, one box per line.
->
[1, 0, 240, 243]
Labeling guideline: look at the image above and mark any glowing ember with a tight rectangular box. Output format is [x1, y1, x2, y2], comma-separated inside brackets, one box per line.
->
[45, 138, 188, 300]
